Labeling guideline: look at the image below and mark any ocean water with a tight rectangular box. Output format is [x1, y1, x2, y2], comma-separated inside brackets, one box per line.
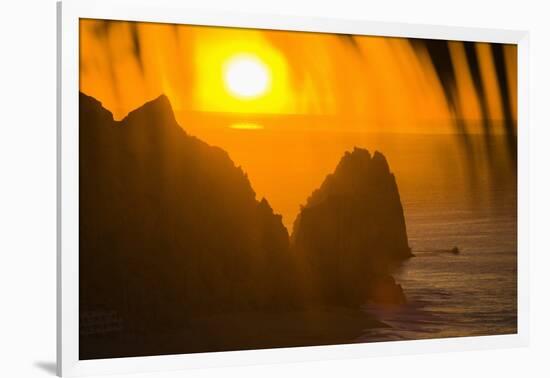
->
[191, 125, 518, 341]
[358, 134, 517, 341]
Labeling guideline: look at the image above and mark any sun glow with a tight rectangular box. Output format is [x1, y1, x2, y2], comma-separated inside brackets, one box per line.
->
[192, 28, 293, 114]
[224, 55, 271, 99]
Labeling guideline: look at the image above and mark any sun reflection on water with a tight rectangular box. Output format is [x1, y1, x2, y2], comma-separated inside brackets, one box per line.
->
[230, 122, 264, 130]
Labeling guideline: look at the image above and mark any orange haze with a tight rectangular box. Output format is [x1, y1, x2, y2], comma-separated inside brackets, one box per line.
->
[79, 19, 517, 229]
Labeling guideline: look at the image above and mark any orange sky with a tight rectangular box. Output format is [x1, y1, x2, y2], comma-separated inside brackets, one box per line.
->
[79, 19, 517, 229]
[80, 19, 516, 134]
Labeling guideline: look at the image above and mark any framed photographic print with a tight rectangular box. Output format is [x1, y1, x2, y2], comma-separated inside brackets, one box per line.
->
[57, 0, 529, 376]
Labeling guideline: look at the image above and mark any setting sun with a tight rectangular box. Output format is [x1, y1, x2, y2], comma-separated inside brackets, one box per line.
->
[224, 54, 271, 99]
[78, 18, 519, 359]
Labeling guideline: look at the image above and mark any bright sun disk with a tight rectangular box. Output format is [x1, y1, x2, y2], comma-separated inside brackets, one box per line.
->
[223, 54, 270, 99]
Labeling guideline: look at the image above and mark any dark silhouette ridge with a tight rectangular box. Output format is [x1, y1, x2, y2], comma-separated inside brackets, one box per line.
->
[80, 92, 297, 347]
[79, 93, 411, 359]
[292, 148, 411, 307]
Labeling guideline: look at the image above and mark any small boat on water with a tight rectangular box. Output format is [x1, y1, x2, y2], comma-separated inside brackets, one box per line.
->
[451, 246, 460, 254]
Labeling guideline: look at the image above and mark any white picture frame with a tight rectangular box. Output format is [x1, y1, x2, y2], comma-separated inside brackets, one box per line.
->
[57, 0, 530, 376]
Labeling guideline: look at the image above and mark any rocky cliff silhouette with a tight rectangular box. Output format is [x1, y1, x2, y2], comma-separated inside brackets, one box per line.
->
[292, 148, 412, 307]
[79, 93, 411, 358]
[80, 93, 295, 338]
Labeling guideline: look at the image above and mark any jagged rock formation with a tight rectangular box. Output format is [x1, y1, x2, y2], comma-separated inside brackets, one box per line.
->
[292, 148, 412, 307]
[79, 93, 412, 358]
[79, 93, 296, 340]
